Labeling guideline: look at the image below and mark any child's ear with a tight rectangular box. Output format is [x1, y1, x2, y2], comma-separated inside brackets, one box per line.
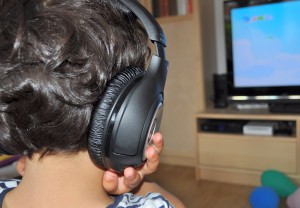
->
[16, 156, 26, 176]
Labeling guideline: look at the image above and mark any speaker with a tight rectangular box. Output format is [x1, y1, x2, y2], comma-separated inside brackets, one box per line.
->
[213, 74, 228, 108]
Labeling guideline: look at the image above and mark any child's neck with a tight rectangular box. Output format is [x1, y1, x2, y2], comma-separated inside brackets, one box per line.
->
[5, 152, 114, 208]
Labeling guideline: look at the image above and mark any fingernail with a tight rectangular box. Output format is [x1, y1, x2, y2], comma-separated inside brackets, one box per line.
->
[105, 172, 117, 181]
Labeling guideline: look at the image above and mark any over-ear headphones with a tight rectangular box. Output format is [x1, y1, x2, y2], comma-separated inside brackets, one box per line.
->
[88, 0, 168, 172]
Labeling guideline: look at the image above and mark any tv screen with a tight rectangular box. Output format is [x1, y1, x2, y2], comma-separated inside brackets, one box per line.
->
[224, 0, 300, 103]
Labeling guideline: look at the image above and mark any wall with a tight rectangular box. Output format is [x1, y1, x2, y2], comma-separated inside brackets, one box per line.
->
[158, 2, 205, 167]
[156, 0, 230, 167]
[213, 0, 227, 75]
[200, 0, 227, 107]
[159, 18, 203, 167]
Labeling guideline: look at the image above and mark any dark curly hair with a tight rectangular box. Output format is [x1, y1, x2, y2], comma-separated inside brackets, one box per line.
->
[0, 0, 149, 157]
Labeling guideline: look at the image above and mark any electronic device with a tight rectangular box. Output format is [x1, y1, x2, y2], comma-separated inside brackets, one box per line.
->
[213, 73, 228, 108]
[235, 103, 269, 110]
[269, 103, 300, 114]
[88, 0, 169, 172]
[199, 119, 247, 134]
[223, 0, 300, 110]
[243, 121, 275, 136]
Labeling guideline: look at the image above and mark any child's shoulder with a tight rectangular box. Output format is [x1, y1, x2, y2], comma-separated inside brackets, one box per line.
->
[0, 179, 20, 204]
[0, 179, 20, 192]
[109, 192, 174, 208]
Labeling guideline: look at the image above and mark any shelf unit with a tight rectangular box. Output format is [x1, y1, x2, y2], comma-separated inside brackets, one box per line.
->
[195, 108, 300, 186]
[138, 0, 193, 20]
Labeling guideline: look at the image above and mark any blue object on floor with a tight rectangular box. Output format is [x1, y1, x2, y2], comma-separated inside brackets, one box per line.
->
[249, 186, 279, 208]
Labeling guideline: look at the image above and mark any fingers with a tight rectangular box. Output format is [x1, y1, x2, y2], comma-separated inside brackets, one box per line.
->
[151, 132, 164, 155]
[139, 132, 164, 176]
[123, 167, 142, 190]
[102, 132, 164, 195]
[103, 168, 142, 195]
[102, 170, 119, 194]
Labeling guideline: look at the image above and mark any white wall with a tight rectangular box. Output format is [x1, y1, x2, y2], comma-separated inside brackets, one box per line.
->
[159, 0, 228, 166]
[200, 0, 227, 106]
[159, 17, 203, 167]
[213, 0, 227, 75]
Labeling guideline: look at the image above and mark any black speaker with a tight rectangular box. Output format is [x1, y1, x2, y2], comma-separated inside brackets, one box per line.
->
[213, 74, 228, 108]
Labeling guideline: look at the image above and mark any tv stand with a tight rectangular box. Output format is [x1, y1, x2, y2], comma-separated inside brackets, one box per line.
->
[269, 103, 300, 113]
[195, 108, 300, 186]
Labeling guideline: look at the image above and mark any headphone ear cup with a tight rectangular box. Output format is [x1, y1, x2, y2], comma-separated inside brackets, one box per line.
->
[88, 67, 144, 168]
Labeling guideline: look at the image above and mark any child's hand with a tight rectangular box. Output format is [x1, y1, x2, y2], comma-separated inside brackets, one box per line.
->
[102, 132, 164, 195]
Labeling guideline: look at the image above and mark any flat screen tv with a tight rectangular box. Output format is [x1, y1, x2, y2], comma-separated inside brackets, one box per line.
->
[224, 0, 300, 105]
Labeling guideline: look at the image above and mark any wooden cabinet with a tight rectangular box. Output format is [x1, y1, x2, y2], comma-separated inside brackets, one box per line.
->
[195, 108, 300, 186]
[138, 0, 205, 166]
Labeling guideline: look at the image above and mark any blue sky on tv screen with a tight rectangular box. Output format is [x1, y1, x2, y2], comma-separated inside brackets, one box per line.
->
[232, 1, 300, 87]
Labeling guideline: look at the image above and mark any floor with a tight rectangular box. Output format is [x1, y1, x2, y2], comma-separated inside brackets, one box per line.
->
[148, 164, 288, 208]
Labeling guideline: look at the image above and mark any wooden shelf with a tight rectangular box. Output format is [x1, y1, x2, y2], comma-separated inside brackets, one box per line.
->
[196, 107, 300, 120]
[195, 108, 300, 185]
[138, 0, 194, 24]
[198, 132, 297, 142]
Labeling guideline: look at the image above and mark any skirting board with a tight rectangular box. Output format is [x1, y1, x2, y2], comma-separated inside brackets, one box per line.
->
[160, 154, 195, 167]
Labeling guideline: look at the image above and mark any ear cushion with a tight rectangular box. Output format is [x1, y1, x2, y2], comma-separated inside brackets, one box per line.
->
[88, 66, 144, 168]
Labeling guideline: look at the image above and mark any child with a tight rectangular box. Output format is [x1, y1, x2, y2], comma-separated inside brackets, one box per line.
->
[0, 0, 185, 207]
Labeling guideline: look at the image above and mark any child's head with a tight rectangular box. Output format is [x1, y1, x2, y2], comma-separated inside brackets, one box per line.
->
[0, 0, 149, 158]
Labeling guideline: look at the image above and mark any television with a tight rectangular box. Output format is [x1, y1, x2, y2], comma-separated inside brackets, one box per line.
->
[224, 0, 300, 110]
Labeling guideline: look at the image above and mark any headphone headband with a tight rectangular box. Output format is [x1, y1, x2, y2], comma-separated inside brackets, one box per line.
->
[120, 0, 167, 47]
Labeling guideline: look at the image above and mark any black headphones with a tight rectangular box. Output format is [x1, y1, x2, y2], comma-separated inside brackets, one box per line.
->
[88, 0, 168, 172]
